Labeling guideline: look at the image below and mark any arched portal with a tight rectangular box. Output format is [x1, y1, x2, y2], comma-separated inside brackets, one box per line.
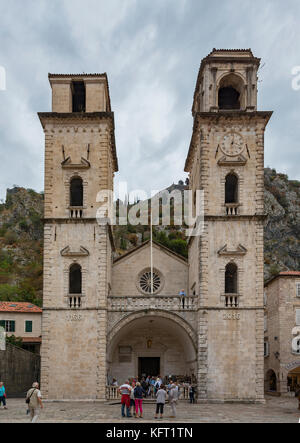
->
[265, 369, 277, 392]
[107, 312, 197, 384]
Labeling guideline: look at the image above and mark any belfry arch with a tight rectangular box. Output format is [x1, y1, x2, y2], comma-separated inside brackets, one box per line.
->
[218, 73, 246, 110]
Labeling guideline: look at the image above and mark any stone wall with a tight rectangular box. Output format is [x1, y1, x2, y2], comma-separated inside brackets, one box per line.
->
[265, 276, 300, 394]
[112, 242, 188, 297]
[0, 343, 40, 397]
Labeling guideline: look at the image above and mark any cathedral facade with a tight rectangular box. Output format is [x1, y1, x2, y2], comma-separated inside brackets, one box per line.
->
[40, 49, 272, 402]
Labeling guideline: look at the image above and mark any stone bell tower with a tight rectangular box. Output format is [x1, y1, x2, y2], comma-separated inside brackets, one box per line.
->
[186, 49, 272, 402]
[39, 74, 118, 400]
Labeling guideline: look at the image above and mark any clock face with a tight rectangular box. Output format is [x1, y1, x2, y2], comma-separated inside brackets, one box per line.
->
[221, 132, 244, 157]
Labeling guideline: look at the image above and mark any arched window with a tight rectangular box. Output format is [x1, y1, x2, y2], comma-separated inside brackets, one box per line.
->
[225, 174, 238, 204]
[266, 370, 277, 392]
[218, 74, 244, 110]
[72, 81, 86, 113]
[70, 177, 83, 207]
[69, 264, 82, 294]
[219, 87, 240, 110]
[225, 263, 238, 294]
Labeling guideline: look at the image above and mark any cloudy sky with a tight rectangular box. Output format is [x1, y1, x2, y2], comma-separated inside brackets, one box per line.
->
[0, 0, 299, 200]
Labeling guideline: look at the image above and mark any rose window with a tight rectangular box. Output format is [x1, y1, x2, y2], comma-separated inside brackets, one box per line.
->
[139, 271, 161, 294]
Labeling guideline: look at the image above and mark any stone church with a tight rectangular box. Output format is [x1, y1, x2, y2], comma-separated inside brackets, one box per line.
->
[39, 49, 272, 402]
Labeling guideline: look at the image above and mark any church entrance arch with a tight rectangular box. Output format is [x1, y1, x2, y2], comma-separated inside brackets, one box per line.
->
[107, 311, 197, 384]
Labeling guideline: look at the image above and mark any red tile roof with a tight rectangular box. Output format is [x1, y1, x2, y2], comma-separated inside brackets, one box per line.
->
[0, 302, 42, 313]
[21, 337, 42, 343]
[265, 271, 300, 286]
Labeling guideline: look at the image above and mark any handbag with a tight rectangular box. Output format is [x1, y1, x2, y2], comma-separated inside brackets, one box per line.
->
[26, 388, 36, 405]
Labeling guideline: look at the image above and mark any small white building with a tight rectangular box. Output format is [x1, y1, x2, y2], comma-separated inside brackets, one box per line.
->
[0, 302, 42, 354]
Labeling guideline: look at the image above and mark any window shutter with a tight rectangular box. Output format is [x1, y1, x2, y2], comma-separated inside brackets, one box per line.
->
[264, 291, 267, 306]
[25, 321, 32, 333]
[264, 342, 269, 357]
[297, 283, 300, 298]
[296, 309, 300, 326]
[264, 316, 268, 332]
[0, 320, 5, 329]
[11, 321, 15, 333]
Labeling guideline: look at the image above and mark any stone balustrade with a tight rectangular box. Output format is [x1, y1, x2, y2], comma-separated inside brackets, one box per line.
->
[106, 385, 193, 401]
[108, 296, 197, 312]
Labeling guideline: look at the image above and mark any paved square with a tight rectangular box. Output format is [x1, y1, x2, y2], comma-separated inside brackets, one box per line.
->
[0, 396, 299, 423]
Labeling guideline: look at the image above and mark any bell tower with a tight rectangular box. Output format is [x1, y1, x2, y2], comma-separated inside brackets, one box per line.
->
[186, 49, 272, 402]
[39, 74, 118, 400]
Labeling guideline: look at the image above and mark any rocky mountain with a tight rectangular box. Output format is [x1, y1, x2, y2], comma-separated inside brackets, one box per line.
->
[0, 169, 298, 304]
[264, 168, 300, 280]
[0, 188, 44, 306]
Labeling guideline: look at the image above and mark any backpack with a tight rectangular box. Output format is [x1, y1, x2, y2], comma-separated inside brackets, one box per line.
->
[26, 388, 36, 405]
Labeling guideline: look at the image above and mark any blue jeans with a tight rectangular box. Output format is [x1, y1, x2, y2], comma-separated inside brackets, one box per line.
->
[121, 403, 131, 417]
[0, 396, 6, 407]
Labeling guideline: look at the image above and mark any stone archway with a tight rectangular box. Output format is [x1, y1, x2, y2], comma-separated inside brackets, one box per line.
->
[107, 310, 197, 384]
[265, 369, 277, 392]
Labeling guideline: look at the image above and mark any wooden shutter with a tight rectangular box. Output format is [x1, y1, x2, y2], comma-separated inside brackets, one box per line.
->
[11, 321, 15, 333]
[25, 321, 33, 333]
[297, 283, 300, 298]
[0, 320, 5, 329]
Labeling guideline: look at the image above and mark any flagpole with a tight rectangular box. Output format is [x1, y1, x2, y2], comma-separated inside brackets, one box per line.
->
[150, 208, 154, 295]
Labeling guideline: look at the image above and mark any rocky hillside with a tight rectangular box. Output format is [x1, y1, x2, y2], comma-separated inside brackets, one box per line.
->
[0, 169, 299, 304]
[0, 188, 44, 306]
[264, 168, 300, 280]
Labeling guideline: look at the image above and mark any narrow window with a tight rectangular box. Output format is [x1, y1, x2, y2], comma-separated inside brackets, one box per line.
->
[219, 87, 240, 110]
[72, 81, 86, 113]
[225, 263, 238, 294]
[264, 342, 269, 357]
[296, 309, 300, 326]
[69, 264, 82, 294]
[70, 177, 83, 207]
[296, 283, 300, 298]
[25, 321, 33, 333]
[225, 174, 238, 204]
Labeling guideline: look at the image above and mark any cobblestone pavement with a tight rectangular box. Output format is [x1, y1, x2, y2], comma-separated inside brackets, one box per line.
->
[0, 396, 299, 423]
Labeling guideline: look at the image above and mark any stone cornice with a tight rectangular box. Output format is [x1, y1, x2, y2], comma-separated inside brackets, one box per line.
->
[204, 214, 267, 221]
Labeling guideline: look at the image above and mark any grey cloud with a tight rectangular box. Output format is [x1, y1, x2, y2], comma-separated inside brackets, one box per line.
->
[0, 0, 300, 200]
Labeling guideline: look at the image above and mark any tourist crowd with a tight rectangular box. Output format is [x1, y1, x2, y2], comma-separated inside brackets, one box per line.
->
[116, 376, 197, 419]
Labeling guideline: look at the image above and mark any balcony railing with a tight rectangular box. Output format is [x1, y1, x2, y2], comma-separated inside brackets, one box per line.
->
[68, 296, 82, 309]
[106, 385, 193, 401]
[69, 207, 84, 219]
[108, 296, 197, 312]
[224, 294, 239, 308]
[225, 203, 240, 216]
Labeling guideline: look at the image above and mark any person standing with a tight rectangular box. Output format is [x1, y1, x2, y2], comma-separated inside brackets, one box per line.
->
[0, 382, 7, 410]
[129, 381, 136, 417]
[189, 384, 196, 404]
[155, 385, 167, 420]
[179, 290, 187, 309]
[168, 383, 179, 418]
[26, 382, 43, 423]
[134, 382, 145, 418]
[119, 381, 132, 418]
